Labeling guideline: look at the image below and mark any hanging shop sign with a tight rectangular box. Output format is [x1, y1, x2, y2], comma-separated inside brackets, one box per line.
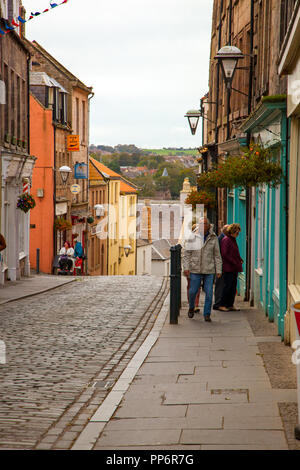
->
[67, 135, 80, 152]
[74, 162, 88, 180]
[70, 184, 81, 194]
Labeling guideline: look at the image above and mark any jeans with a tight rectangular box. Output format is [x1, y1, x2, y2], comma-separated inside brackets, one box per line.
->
[189, 273, 215, 317]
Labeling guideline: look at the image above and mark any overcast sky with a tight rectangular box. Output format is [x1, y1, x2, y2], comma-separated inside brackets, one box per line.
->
[22, 0, 213, 149]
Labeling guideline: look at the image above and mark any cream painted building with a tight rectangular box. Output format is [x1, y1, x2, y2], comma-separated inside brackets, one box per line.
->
[89, 159, 137, 276]
[278, 3, 300, 345]
[118, 181, 137, 276]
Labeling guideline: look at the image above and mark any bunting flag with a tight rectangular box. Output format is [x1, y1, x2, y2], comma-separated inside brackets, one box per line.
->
[0, 0, 69, 37]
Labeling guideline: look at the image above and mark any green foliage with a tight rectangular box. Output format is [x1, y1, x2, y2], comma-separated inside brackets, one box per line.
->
[185, 190, 216, 209]
[197, 144, 283, 190]
[129, 174, 156, 198]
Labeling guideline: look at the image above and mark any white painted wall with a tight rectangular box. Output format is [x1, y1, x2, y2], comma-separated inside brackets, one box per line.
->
[136, 244, 152, 275]
[152, 259, 170, 277]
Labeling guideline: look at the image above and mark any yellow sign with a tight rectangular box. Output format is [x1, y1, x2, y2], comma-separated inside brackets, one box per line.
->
[70, 184, 81, 194]
[67, 135, 80, 151]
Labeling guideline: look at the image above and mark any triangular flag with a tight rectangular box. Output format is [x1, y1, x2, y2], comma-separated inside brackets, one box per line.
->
[18, 16, 26, 23]
[4, 21, 14, 31]
[12, 19, 20, 27]
[0, 29, 5, 35]
[50, 2, 58, 7]
[295, 311, 300, 337]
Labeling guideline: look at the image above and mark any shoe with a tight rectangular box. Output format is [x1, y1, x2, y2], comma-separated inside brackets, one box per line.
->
[213, 305, 220, 311]
[204, 316, 211, 322]
[194, 308, 200, 314]
[219, 306, 230, 312]
[188, 309, 195, 318]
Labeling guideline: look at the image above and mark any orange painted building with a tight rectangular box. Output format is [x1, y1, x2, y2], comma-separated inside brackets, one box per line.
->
[29, 94, 55, 274]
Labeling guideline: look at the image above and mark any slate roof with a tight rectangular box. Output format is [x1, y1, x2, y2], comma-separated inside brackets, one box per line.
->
[151, 239, 172, 261]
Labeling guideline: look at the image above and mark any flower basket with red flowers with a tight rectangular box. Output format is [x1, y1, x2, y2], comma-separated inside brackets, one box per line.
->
[16, 193, 36, 213]
[197, 144, 283, 190]
[185, 190, 216, 209]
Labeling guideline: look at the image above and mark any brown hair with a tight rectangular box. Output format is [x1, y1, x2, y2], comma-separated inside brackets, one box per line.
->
[228, 223, 241, 235]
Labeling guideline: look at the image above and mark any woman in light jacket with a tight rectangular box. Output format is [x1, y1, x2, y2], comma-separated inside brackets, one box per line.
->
[219, 223, 243, 312]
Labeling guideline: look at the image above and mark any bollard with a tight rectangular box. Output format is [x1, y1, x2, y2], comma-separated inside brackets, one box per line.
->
[36, 248, 40, 274]
[291, 302, 300, 440]
[170, 245, 182, 324]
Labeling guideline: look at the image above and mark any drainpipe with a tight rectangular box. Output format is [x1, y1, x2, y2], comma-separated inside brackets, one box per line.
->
[215, 0, 223, 146]
[245, 0, 255, 303]
[226, 0, 233, 141]
[285, 115, 290, 328]
[53, 127, 57, 270]
[86, 91, 94, 275]
[213, 0, 224, 233]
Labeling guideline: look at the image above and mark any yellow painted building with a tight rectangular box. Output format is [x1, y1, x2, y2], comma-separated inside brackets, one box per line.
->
[89, 158, 137, 276]
[88, 159, 108, 276]
[119, 181, 137, 276]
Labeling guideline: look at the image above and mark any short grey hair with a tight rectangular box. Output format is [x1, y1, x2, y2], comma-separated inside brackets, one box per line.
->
[199, 217, 210, 224]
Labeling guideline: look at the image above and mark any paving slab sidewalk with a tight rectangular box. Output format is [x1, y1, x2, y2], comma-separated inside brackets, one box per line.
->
[72, 277, 293, 450]
[0, 274, 76, 304]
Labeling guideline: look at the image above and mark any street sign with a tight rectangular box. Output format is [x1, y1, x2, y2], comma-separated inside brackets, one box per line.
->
[67, 135, 80, 152]
[70, 184, 81, 194]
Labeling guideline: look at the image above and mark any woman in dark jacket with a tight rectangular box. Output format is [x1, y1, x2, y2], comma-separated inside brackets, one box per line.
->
[219, 223, 243, 312]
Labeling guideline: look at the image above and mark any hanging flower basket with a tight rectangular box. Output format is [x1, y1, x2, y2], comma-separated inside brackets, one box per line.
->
[54, 217, 72, 232]
[16, 193, 36, 213]
[87, 216, 94, 224]
[185, 190, 216, 209]
[197, 144, 283, 189]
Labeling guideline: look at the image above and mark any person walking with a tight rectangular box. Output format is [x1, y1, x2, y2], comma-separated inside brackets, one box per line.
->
[213, 224, 229, 310]
[183, 217, 222, 322]
[0, 233, 6, 253]
[219, 223, 243, 312]
[73, 234, 84, 274]
[186, 224, 201, 312]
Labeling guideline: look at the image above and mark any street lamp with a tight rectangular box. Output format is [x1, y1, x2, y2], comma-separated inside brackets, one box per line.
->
[215, 45, 244, 89]
[59, 165, 72, 185]
[123, 245, 132, 257]
[185, 109, 202, 135]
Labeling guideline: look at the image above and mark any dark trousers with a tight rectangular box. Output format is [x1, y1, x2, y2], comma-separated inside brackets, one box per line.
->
[59, 258, 73, 271]
[220, 272, 238, 308]
[213, 275, 224, 309]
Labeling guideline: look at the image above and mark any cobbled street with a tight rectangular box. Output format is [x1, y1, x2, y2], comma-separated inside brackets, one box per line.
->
[0, 276, 168, 450]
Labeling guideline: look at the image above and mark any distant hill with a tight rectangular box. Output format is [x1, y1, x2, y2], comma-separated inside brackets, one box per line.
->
[89, 144, 198, 156]
[142, 148, 198, 156]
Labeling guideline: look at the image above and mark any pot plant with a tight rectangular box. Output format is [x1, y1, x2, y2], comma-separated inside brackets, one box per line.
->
[54, 217, 72, 232]
[16, 193, 36, 213]
[197, 144, 283, 189]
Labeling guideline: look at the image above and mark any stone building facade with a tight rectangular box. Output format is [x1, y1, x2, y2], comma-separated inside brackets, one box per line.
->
[205, 0, 289, 338]
[24, 39, 93, 261]
[0, 0, 36, 284]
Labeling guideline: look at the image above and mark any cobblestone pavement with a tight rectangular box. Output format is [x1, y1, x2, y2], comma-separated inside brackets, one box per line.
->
[0, 275, 169, 450]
